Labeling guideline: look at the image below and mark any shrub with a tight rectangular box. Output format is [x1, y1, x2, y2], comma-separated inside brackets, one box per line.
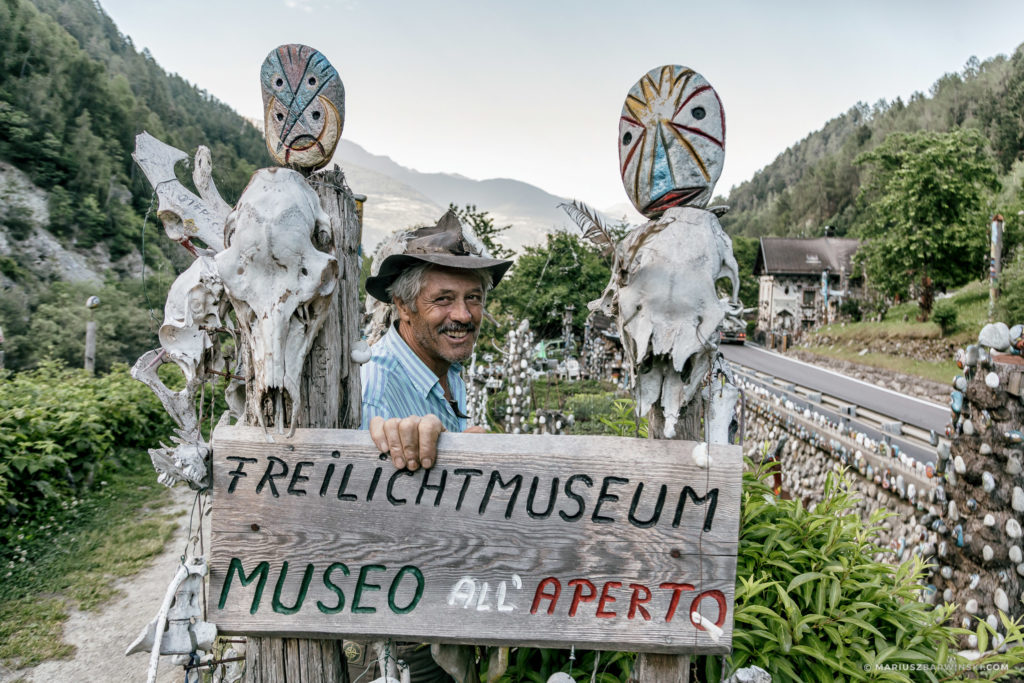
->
[565, 392, 616, 423]
[932, 299, 958, 335]
[998, 248, 1024, 326]
[0, 361, 172, 527]
[597, 398, 648, 438]
[839, 298, 862, 322]
[698, 463, 1024, 681]
[2, 204, 34, 241]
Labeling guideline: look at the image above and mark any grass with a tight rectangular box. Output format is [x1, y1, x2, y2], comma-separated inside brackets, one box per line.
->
[799, 346, 959, 385]
[801, 280, 990, 383]
[818, 281, 990, 343]
[0, 454, 180, 670]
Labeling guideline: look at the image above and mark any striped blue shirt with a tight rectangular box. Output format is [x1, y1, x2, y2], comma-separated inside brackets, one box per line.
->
[360, 324, 468, 433]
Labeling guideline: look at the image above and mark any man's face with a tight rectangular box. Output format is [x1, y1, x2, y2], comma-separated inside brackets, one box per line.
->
[395, 267, 485, 376]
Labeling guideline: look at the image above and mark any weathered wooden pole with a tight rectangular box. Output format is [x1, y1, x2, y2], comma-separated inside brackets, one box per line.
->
[242, 166, 362, 682]
[635, 396, 701, 683]
[84, 295, 100, 374]
[236, 43, 363, 682]
[989, 213, 1004, 320]
[84, 321, 96, 374]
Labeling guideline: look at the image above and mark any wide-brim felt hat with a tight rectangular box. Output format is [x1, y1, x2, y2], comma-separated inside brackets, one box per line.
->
[366, 209, 513, 303]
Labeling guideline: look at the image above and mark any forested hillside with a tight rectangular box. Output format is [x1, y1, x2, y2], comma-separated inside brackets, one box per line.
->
[718, 49, 1024, 239]
[0, 0, 269, 254]
[0, 0, 271, 370]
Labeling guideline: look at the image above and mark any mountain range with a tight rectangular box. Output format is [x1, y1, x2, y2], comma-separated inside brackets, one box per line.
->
[330, 140, 644, 253]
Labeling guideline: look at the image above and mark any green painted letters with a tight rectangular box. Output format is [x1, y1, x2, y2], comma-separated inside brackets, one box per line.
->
[317, 562, 350, 614]
[352, 564, 387, 613]
[388, 565, 425, 614]
[219, 558, 270, 614]
[272, 561, 316, 614]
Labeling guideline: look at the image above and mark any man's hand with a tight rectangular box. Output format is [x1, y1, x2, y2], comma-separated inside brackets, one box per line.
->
[369, 414, 445, 470]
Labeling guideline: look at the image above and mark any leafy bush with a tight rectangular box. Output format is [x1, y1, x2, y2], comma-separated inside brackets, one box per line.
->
[6, 279, 170, 374]
[839, 298, 862, 322]
[2, 204, 34, 241]
[565, 392, 616, 422]
[698, 464, 1024, 681]
[932, 299, 958, 336]
[998, 248, 1024, 326]
[483, 647, 633, 683]
[0, 361, 172, 526]
[597, 398, 648, 438]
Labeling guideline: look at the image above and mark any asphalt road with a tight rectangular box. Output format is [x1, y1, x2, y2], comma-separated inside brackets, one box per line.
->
[720, 343, 949, 434]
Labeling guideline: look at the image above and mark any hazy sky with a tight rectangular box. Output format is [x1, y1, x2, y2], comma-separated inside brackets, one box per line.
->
[99, 0, 1024, 211]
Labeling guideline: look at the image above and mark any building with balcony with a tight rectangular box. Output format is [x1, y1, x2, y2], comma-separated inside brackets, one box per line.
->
[753, 235, 861, 340]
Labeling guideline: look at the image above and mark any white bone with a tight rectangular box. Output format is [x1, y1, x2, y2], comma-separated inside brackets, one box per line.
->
[216, 168, 338, 436]
[132, 132, 231, 253]
[691, 610, 724, 642]
[705, 359, 740, 445]
[159, 255, 227, 386]
[131, 349, 199, 436]
[127, 558, 216, 683]
[147, 430, 209, 489]
[692, 442, 711, 468]
[596, 207, 738, 437]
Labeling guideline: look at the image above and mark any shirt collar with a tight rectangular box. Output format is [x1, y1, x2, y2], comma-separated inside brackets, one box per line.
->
[384, 324, 462, 399]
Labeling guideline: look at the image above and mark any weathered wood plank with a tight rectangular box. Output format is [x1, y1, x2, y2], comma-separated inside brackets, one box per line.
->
[630, 652, 689, 683]
[211, 426, 741, 655]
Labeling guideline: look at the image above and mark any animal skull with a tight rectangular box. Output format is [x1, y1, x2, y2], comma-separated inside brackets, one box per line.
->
[159, 255, 228, 386]
[595, 206, 739, 438]
[216, 167, 338, 435]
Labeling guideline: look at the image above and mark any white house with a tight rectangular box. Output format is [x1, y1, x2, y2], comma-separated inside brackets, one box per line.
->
[754, 236, 860, 339]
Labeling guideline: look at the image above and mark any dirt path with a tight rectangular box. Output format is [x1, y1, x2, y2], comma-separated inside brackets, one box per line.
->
[1, 486, 209, 683]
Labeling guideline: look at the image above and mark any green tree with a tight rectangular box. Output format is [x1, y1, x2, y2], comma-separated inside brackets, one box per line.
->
[730, 234, 760, 310]
[450, 203, 515, 259]
[19, 280, 166, 374]
[998, 246, 1024, 325]
[490, 231, 609, 340]
[853, 128, 999, 316]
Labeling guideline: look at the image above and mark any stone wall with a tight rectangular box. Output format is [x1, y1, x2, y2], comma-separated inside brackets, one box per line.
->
[931, 346, 1024, 648]
[744, 328, 1024, 651]
[741, 392, 937, 565]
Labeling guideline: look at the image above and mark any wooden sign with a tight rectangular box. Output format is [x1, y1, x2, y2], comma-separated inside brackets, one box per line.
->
[208, 425, 741, 654]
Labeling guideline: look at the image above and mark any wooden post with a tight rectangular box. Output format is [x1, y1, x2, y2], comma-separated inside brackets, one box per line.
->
[84, 320, 97, 374]
[244, 166, 362, 682]
[633, 394, 703, 683]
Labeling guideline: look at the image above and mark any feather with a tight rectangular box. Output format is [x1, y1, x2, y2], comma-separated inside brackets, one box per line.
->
[558, 200, 614, 254]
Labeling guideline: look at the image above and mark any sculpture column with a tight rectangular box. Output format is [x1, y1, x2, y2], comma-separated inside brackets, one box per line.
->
[243, 167, 362, 682]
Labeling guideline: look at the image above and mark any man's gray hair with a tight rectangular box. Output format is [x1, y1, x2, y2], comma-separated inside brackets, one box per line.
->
[387, 263, 493, 312]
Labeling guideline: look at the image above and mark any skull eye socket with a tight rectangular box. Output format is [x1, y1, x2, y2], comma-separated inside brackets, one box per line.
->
[691, 106, 706, 120]
[622, 131, 633, 146]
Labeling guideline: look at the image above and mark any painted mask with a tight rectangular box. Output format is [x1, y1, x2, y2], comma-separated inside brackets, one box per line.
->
[618, 65, 725, 217]
[261, 44, 345, 170]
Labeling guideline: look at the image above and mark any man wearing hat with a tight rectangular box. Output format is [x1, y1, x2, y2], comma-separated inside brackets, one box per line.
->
[362, 209, 512, 472]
